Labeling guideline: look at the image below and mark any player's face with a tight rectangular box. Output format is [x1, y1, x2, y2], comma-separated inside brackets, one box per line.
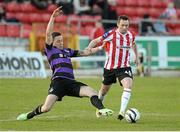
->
[53, 35, 63, 49]
[117, 20, 129, 34]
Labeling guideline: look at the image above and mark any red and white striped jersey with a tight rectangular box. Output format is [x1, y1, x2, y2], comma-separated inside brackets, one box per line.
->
[100, 28, 136, 70]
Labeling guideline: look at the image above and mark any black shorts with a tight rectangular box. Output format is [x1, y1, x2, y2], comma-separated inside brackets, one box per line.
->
[102, 67, 133, 85]
[48, 78, 87, 101]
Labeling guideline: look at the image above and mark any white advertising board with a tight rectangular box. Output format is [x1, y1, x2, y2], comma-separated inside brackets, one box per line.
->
[0, 52, 47, 78]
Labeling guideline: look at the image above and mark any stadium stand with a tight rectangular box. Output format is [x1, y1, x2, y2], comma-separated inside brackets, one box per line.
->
[0, 0, 180, 39]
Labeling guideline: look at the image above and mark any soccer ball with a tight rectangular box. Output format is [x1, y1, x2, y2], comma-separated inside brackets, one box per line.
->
[124, 108, 140, 123]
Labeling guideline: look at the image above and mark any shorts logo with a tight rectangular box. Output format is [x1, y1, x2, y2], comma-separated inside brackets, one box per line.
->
[49, 87, 54, 93]
[125, 70, 132, 77]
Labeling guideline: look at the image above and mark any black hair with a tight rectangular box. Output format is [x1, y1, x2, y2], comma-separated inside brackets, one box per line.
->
[143, 14, 150, 19]
[117, 15, 129, 23]
[52, 32, 61, 40]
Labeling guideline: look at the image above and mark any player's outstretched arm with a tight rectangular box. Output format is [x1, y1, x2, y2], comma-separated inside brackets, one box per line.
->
[87, 36, 102, 49]
[45, 6, 63, 45]
[77, 46, 103, 57]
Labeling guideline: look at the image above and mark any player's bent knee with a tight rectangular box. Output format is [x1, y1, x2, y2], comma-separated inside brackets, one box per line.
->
[79, 86, 97, 97]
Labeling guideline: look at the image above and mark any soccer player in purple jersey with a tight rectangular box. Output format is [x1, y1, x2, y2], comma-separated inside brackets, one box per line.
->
[17, 6, 113, 121]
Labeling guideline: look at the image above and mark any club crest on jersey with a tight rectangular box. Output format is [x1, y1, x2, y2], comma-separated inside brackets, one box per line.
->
[59, 54, 64, 57]
[59, 53, 67, 58]
[64, 49, 70, 53]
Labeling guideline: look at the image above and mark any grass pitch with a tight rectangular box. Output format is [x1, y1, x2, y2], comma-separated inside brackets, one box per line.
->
[0, 77, 180, 131]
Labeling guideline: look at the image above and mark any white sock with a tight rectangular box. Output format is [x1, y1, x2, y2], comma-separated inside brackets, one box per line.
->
[119, 88, 131, 115]
[98, 90, 105, 102]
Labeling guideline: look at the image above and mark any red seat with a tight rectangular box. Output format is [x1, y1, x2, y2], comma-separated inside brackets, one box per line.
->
[80, 28, 87, 35]
[129, 27, 138, 35]
[85, 25, 94, 36]
[6, 2, 20, 12]
[29, 13, 42, 23]
[124, 0, 138, 6]
[59, 25, 68, 34]
[68, 15, 80, 25]
[174, 28, 180, 35]
[32, 24, 46, 36]
[176, 9, 180, 18]
[116, 0, 125, 6]
[123, 7, 137, 17]
[166, 23, 176, 30]
[55, 15, 68, 23]
[150, 0, 168, 8]
[81, 15, 95, 26]
[136, 7, 149, 17]
[70, 24, 78, 34]
[16, 13, 30, 23]
[22, 24, 32, 38]
[137, 0, 150, 7]
[94, 15, 102, 21]
[41, 13, 51, 22]
[148, 8, 163, 18]
[0, 24, 7, 36]
[6, 24, 20, 37]
[47, 4, 58, 13]
[6, 12, 17, 20]
[116, 7, 125, 16]
[20, 3, 38, 13]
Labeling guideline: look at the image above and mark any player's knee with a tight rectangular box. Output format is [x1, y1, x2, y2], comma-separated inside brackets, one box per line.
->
[41, 105, 51, 113]
[102, 87, 108, 94]
[122, 81, 132, 88]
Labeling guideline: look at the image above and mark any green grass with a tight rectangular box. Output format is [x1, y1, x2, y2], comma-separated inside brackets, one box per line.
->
[0, 77, 180, 131]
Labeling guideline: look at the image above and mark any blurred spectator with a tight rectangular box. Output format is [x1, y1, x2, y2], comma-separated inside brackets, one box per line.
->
[174, 0, 180, 8]
[0, 6, 19, 23]
[136, 52, 145, 77]
[162, 2, 177, 19]
[140, 14, 156, 36]
[90, 20, 104, 41]
[154, 14, 169, 35]
[90, 20, 105, 67]
[89, 0, 117, 30]
[0, 6, 6, 23]
[56, 0, 74, 15]
[89, 0, 104, 15]
[73, 0, 91, 15]
[104, 0, 117, 29]
[31, 0, 48, 10]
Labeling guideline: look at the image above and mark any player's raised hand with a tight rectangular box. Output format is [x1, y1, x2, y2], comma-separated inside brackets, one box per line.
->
[52, 6, 63, 17]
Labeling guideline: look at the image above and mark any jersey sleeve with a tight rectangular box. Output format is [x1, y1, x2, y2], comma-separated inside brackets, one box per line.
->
[130, 31, 136, 45]
[68, 48, 79, 57]
[45, 43, 53, 50]
[100, 29, 114, 42]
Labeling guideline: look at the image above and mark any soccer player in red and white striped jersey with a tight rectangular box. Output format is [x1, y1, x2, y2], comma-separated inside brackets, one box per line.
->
[87, 15, 139, 120]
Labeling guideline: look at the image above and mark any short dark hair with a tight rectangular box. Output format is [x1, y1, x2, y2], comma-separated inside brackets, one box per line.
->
[52, 32, 61, 40]
[117, 15, 129, 23]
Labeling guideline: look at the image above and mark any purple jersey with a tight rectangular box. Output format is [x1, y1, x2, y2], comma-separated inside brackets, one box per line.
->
[45, 44, 79, 80]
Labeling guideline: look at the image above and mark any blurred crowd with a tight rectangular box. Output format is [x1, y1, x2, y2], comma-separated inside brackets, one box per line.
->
[0, 0, 180, 36]
[141, 1, 178, 36]
[0, 0, 117, 30]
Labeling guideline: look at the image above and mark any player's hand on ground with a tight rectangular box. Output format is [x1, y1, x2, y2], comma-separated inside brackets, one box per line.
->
[52, 6, 63, 17]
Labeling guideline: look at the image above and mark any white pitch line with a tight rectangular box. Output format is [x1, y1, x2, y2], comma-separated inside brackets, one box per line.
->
[0, 113, 180, 122]
[0, 114, 74, 122]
